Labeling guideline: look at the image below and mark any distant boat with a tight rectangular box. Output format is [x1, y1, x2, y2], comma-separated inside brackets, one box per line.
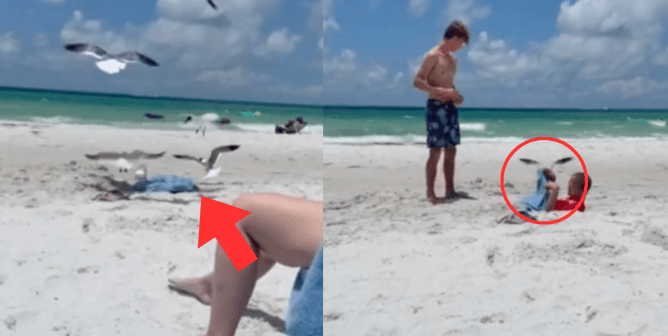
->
[144, 113, 164, 119]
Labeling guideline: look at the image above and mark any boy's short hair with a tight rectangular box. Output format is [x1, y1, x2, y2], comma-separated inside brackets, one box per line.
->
[571, 172, 592, 193]
[444, 20, 469, 44]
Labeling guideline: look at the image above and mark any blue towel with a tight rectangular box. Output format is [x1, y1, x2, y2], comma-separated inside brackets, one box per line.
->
[519, 169, 549, 213]
[285, 245, 323, 336]
[129, 175, 199, 194]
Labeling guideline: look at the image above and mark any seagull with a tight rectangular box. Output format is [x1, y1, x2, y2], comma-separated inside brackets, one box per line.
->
[84, 150, 166, 173]
[64, 43, 159, 75]
[184, 116, 231, 136]
[207, 0, 217, 9]
[519, 157, 573, 170]
[172, 145, 240, 179]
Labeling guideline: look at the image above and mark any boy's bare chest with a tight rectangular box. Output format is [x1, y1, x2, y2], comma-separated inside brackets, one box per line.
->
[433, 54, 457, 78]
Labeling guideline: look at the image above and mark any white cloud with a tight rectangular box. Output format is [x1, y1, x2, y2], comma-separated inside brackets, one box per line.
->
[253, 28, 303, 57]
[467, 31, 543, 87]
[595, 76, 668, 98]
[323, 0, 341, 34]
[34, 33, 49, 47]
[444, 0, 492, 27]
[143, 0, 280, 69]
[408, 55, 423, 77]
[324, 49, 404, 92]
[408, 0, 430, 18]
[195, 67, 270, 88]
[0, 32, 20, 54]
[61, 10, 135, 53]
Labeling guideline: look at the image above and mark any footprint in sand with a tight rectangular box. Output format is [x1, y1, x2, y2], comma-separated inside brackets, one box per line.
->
[587, 301, 655, 335]
[0, 273, 6, 286]
[3, 315, 17, 331]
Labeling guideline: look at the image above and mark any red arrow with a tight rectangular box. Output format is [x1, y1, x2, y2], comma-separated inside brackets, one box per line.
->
[198, 196, 257, 271]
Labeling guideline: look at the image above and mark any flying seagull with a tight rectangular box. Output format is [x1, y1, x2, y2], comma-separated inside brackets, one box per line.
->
[207, 0, 217, 9]
[84, 150, 166, 173]
[519, 156, 573, 170]
[64, 43, 159, 75]
[172, 145, 240, 179]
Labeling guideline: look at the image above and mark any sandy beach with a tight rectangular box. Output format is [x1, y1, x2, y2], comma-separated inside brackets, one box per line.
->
[324, 139, 668, 335]
[0, 121, 322, 336]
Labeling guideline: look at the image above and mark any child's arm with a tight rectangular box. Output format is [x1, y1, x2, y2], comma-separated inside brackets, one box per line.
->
[544, 182, 560, 212]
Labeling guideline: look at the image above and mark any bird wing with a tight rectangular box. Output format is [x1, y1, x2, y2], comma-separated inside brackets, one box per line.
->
[112, 51, 137, 62]
[85, 152, 122, 160]
[552, 157, 573, 166]
[141, 151, 167, 159]
[64, 43, 108, 59]
[207, 0, 217, 9]
[135, 52, 159, 67]
[519, 158, 540, 165]
[173, 154, 203, 163]
[206, 145, 240, 170]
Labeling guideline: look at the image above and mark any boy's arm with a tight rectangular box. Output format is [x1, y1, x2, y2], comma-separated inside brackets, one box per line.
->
[544, 182, 560, 212]
[413, 54, 438, 94]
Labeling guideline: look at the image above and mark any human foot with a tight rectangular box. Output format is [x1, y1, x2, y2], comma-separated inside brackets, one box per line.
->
[167, 276, 212, 305]
[427, 192, 441, 205]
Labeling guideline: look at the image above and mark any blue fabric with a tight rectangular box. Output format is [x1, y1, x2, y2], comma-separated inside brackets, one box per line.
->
[520, 169, 549, 213]
[426, 99, 460, 148]
[285, 245, 323, 336]
[129, 175, 199, 194]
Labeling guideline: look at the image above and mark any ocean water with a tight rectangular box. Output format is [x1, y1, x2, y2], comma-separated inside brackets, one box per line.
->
[323, 105, 668, 144]
[0, 86, 323, 134]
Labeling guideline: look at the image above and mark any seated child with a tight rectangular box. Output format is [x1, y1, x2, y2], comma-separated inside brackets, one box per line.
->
[543, 169, 592, 212]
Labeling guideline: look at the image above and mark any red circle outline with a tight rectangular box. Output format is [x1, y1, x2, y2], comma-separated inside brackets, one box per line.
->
[500, 137, 589, 225]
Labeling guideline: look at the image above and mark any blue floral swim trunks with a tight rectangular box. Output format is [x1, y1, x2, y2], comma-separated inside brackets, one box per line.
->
[425, 99, 460, 148]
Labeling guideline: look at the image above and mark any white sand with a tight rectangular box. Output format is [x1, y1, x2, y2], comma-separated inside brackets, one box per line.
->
[324, 139, 668, 335]
[0, 121, 322, 336]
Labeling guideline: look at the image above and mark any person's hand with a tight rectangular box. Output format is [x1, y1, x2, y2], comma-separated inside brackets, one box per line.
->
[432, 87, 457, 102]
[545, 182, 560, 191]
[543, 168, 556, 182]
[453, 92, 464, 105]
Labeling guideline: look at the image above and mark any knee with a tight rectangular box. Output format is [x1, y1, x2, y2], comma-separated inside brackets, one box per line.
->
[446, 147, 457, 155]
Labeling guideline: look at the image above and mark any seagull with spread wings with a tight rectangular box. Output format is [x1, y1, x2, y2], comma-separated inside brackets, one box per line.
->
[64, 43, 159, 75]
[173, 145, 240, 179]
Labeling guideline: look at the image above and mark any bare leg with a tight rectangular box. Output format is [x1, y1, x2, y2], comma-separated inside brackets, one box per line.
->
[426, 148, 442, 205]
[168, 251, 276, 306]
[206, 193, 323, 336]
[444, 146, 457, 198]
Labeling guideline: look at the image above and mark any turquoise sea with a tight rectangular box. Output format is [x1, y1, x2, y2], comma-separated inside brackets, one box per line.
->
[2, 86, 667, 144]
[0, 86, 323, 134]
[323, 105, 668, 144]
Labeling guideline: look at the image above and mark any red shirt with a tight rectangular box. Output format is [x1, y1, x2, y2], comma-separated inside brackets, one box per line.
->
[553, 195, 586, 212]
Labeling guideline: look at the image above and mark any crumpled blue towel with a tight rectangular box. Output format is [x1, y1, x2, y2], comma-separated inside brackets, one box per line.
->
[285, 244, 323, 336]
[130, 175, 199, 194]
[519, 168, 549, 213]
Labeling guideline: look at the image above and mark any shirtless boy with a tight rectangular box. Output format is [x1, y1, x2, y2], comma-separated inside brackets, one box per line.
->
[413, 21, 469, 205]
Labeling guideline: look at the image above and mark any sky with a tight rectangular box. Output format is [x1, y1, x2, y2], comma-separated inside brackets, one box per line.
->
[0, 0, 323, 105]
[324, 0, 668, 108]
[1, 1, 668, 108]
